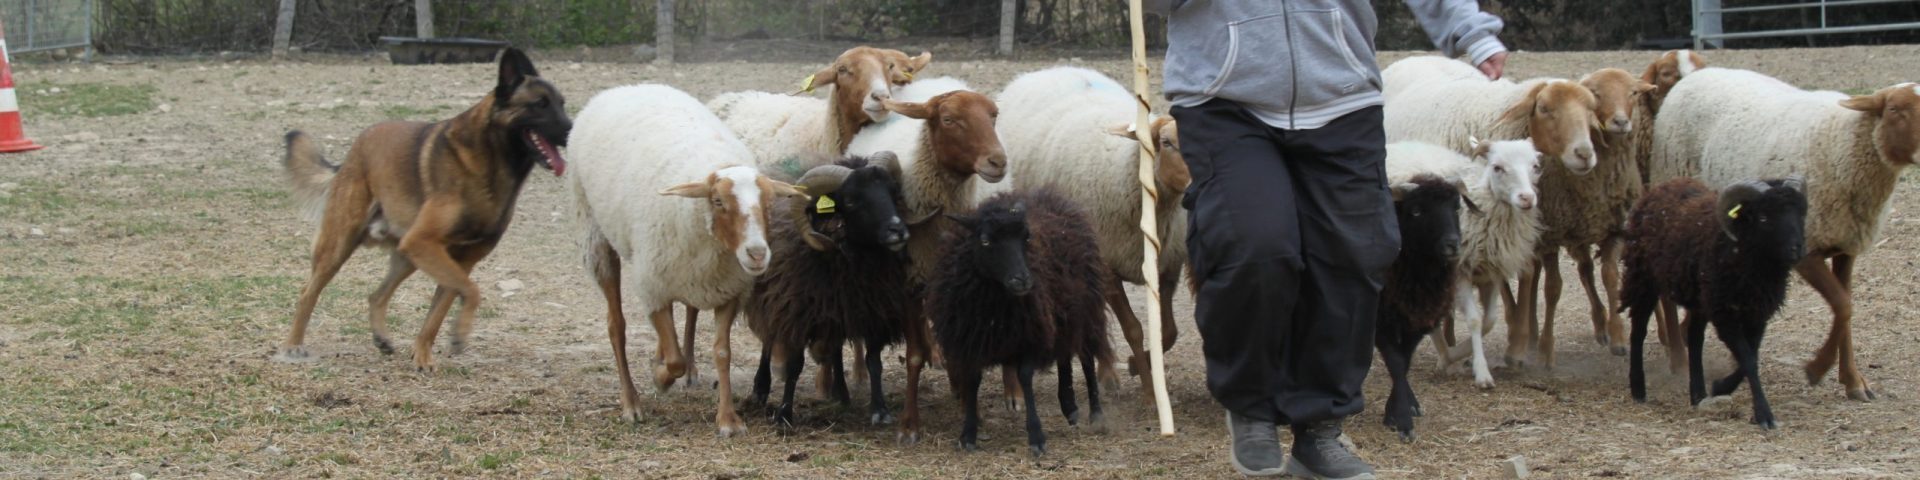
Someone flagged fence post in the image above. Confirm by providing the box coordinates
[998,0,1016,56]
[415,0,435,39]
[273,0,297,58]
[1695,0,1723,49]
[656,0,674,64]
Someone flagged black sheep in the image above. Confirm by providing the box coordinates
[1622,177,1807,429]
[925,188,1111,457]
[746,152,936,433]
[1375,174,1474,442]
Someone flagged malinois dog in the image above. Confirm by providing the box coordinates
[276,48,571,371]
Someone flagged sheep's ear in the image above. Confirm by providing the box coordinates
[882,99,935,119]
[1450,177,1484,214]
[766,179,807,200]
[659,181,713,198]
[1840,93,1885,114]
[869,151,904,182]
[1635,81,1657,93]
[945,213,976,231]
[1782,174,1807,193]
[1469,136,1492,160]
[797,64,838,95]
[1495,83,1548,128]
[906,206,942,226]
[1104,122,1139,140]
[1389,182,1418,201]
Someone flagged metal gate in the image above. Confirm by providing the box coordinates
[0,0,92,57]
[1694,0,1920,49]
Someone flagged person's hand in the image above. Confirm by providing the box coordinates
[1477,51,1508,80]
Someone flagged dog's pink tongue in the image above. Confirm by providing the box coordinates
[530,132,567,176]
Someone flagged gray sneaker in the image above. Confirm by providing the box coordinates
[1285,419,1375,480]
[1226,411,1286,477]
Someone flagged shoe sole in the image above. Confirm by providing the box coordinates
[1284,456,1376,480]
[1227,412,1286,477]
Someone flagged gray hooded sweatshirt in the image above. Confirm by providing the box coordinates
[1145,0,1506,129]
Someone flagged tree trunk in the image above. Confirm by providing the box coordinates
[656,0,675,64]
[414,0,435,39]
[272,0,296,58]
[999,0,1016,55]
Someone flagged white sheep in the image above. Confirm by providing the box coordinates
[1383,56,1599,176]
[708,47,932,179]
[1387,139,1544,389]
[1515,67,1654,369]
[567,84,804,437]
[1651,68,1920,401]
[984,66,1191,396]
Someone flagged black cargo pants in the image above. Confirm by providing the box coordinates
[1172,101,1399,425]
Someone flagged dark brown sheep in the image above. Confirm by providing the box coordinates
[925,187,1111,457]
[1622,177,1807,430]
[1376,174,1473,442]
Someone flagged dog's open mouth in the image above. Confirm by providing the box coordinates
[528,131,567,176]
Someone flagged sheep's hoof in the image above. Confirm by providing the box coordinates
[1848,386,1877,402]
[1064,410,1080,426]
[1753,416,1778,430]
[1473,375,1495,389]
[1087,412,1109,434]
[618,408,643,424]
[1694,395,1733,410]
[1609,344,1629,356]
[272,345,314,363]
[1028,444,1048,458]
[958,440,979,452]
[449,337,468,356]
[1397,430,1416,444]
[680,371,706,390]
[372,336,395,355]
[871,409,896,426]
[897,430,921,446]
[1004,397,1021,412]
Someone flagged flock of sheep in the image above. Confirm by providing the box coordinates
[296,42,1916,457]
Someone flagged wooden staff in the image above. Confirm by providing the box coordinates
[1126,0,1176,436]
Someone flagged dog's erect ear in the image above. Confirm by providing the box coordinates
[496,48,538,99]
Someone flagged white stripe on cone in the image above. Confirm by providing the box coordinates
[0,89,18,113]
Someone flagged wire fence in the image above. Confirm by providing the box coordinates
[0,0,93,54]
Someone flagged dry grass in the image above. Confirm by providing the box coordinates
[3,45,1920,478]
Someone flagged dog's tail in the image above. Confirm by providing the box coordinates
[282,130,339,223]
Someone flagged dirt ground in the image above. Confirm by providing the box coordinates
[2,43,1919,479]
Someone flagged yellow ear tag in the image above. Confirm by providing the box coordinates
[903,70,915,81]
[815,195,836,214]
[1728,204,1742,219]
[799,74,819,94]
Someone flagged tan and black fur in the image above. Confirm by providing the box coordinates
[276,48,572,371]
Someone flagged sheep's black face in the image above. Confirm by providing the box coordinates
[961,208,1034,296]
[1394,181,1465,261]
[1727,181,1810,265]
[835,166,909,251]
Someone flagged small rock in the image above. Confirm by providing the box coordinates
[49,87,64,94]
[29,228,45,237]
[1668,446,1694,455]
[56,228,74,235]
[156,104,173,113]
[0,182,18,190]
[264,445,284,456]
[1507,455,1530,479]
[638,460,663,470]
[357,100,380,108]
[130,473,146,480]
[785,451,810,462]
[498,279,525,292]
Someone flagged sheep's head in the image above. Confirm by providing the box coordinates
[948,200,1033,296]
[1839,83,1920,167]
[1498,80,1598,175]
[660,166,805,276]
[1581,68,1654,135]
[1716,178,1809,265]
[811,46,902,123]
[792,152,914,253]
[1470,136,1543,211]
[1390,174,1467,261]
[880,49,934,87]
[1641,49,1707,113]
[1105,116,1191,195]
[883,91,1009,183]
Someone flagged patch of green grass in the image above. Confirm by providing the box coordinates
[99,217,180,238]
[317,451,359,466]
[476,451,521,470]
[18,81,158,117]
[0,180,74,223]
[452,433,477,445]
[381,104,452,120]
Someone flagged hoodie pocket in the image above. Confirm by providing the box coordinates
[1206,7,1379,111]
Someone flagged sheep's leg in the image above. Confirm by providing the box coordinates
[750,341,773,407]
[898,328,927,445]
[1081,351,1107,433]
[952,366,984,452]
[1571,245,1623,355]
[1101,275,1150,379]
[774,341,805,428]
[1440,279,1479,370]
[1509,264,1540,369]
[865,336,893,425]
[710,300,746,438]
[591,240,642,423]
[1627,297,1652,403]
[1379,329,1417,442]
[1541,251,1571,367]
[1686,310,1710,407]
[1402,331,1426,417]
[1469,283,1496,389]
[826,339,853,406]
[1742,321,1777,429]
[1002,366,1023,413]
[1158,266,1183,350]
[1796,255,1875,401]
[1018,362,1046,457]
[1057,356,1080,426]
[1599,239,1630,356]
[680,306,701,389]
[849,342,869,393]
[1660,299,1686,374]
[648,307,688,390]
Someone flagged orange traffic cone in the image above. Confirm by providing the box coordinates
[0,16,43,153]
